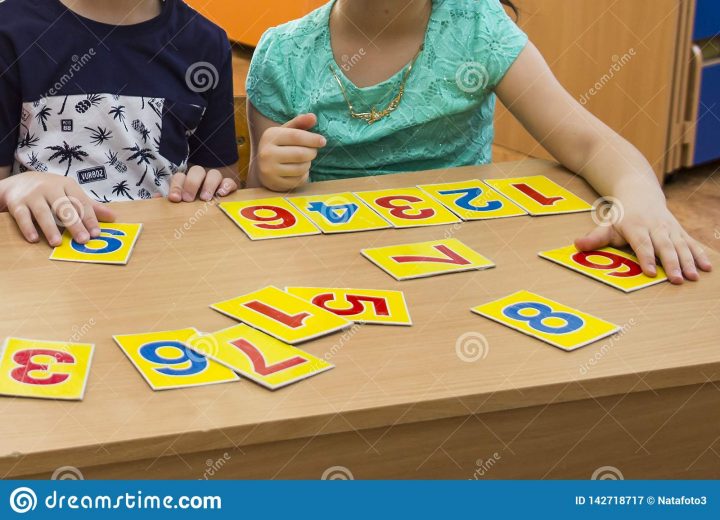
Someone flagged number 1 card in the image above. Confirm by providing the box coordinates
[219,198,320,240]
[362,238,495,280]
[355,188,461,228]
[539,245,668,292]
[0,337,94,400]
[113,328,240,391]
[419,180,527,220]
[49,223,142,265]
[471,290,620,351]
[484,176,592,215]
[288,192,391,233]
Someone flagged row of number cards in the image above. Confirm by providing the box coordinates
[218,176,593,240]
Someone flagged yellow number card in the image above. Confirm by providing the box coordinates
[472,290,620,351]
[355,188,461,228]
[362,238,495,280]
[211,286,351,344]
[539,245,668,293]
[419,180,527,220]
[484,176,592,215]
[288,192,391,233]
[286,287,412,326]
[0,338,94,400]
[219,198,320,240]
[49,223,142,265]
[113,328,240,391]
[187,324,333,390]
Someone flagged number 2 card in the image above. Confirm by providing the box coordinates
[219,198,320,240]
[484,176,592,216]
[362,238,495,280]
[355,188,461,228]
[113,328,240,391]
[472,290,620,351]
[0,337,94,400]
[419,180,527,220]
[49,223,142,265]
[539,245,668,292]
[288,192,391,233]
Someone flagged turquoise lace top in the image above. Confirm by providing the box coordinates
[247,0,528,182]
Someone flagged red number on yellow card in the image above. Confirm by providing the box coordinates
[240,206,297,230]
[572,251,643,278]
[230,339,307,376]
[511,183,563,206]
[10,349,75,385]
[391,245,472,265]
[375,196,435,220]
[244,301,311,329]
[312,293,390,317]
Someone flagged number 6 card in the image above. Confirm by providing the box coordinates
[219,198,320,240]
[472,290,620,351]
[49,223,142,265]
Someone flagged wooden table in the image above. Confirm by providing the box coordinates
[1,160,719,480]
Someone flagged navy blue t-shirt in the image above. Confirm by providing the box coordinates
[0,0,238,201]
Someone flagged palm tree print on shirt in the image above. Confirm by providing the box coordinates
[124,143,157,186]
[46,141,89,176]
[109,105,128,131]
[111,180,134,200]
[85,126,113,146]
[35,106,52,132]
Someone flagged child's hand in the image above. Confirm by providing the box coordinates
[257,113,326,192]
[0,172,115,247]
[575,205,712,284]
[168,165,238,203]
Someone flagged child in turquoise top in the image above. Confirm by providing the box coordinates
[246,0,712,284]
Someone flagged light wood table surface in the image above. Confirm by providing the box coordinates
[1,160,719,480]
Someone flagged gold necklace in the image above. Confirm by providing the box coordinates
[330,46,424,125]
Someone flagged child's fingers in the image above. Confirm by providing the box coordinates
[276,162,312,179]
[574,225,612,252]
[282,113,318,131]
[274,129,327,148]
[91,201,116,223]
[29,200,62,247]
[672,234,699,281]
[199,169,222,201]
[50,193,90,244]
[625,230,656,278]
[182,166,207,202]
[66,183,102,237]
[168,172,186,203]
[216,178,238,197]
[275,146,318,164]
[650,229,682,284]
[9,204,39,243]
[684,234,712,272]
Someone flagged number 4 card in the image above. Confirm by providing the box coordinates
[484,176,592,216]
[419,180,527,220]
[187,324,333,390]
[49,223,142,265]
[286,287,412,326]
[539,245,668,293]
[219,198,320,240]
[0,338,94,400]
[362,238,495,280]
[113,328,240,391]
[472,290,620,351]
[288,192,391,233]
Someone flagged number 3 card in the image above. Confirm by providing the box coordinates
[419,180,527,220]
[472,290,620,351]
[355,188,461,228]
[49,223,142,265]
[219,198,320,240]
[0,338,94,400]
[286,287,412,326]
[211,286,351,344]
[484,176,592,215]
[362,238,495,280]
[113,328,240,391]
[187,324,334,390]
[288,192,391,233]
[539,245,668,292]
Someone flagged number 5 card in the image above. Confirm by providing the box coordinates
[362,238,495,280]
[484,176,592,215]
[187,324,334,390]
[113,328,240,391]
[472,290,620,351]
[49,223,142,265]
[288,192,391,233]
[0,338,94,400]
[355,188,461,228]
[539,245,668,292]
[219,198,320,240]
[419,180,527,220]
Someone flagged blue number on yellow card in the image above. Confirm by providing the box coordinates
[503,302,583,334]
[139,341,208,376]
[307,201,359,224]
[71,228,125,254]
[438,188,502,212]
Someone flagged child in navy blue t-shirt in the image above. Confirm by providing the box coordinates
[0,0,239,246]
